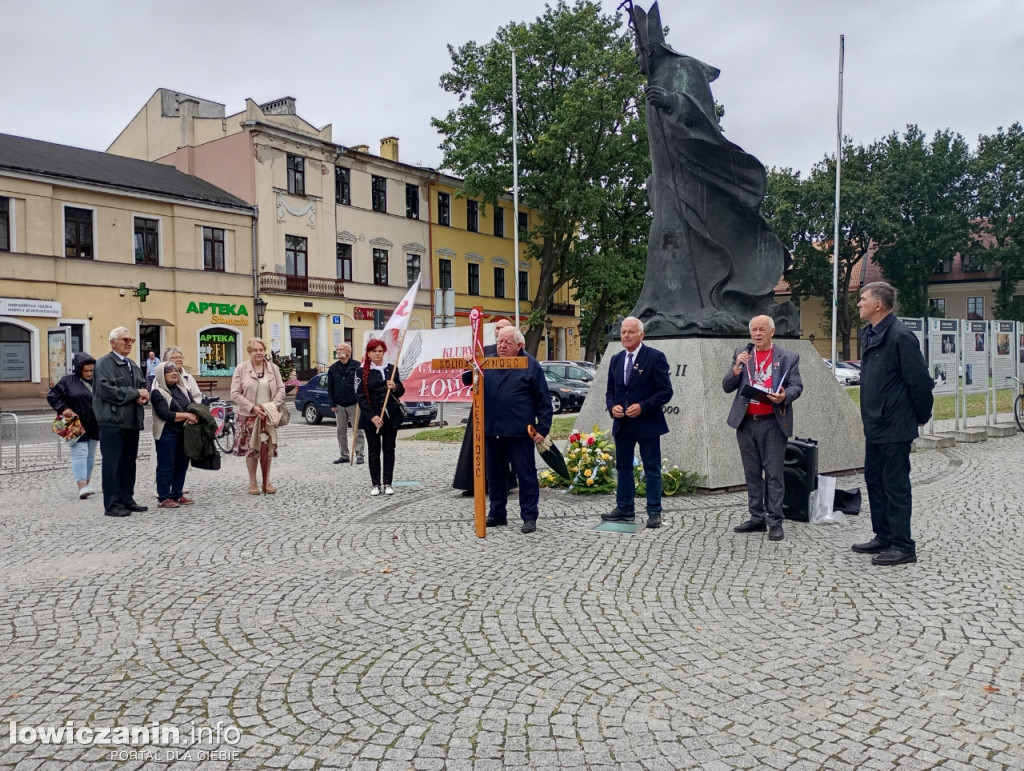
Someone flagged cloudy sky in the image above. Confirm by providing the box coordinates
[2,0,1021,175]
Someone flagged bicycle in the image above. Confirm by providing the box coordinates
[208,400,236,454]
[1010,376,1024,433]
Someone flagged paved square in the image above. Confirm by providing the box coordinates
[1,422,1022,768]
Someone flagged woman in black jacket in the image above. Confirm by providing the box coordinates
[357,339,405,496]
[150,361,199,508]
[47,352,99,499]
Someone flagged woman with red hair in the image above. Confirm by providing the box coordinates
[357,339,406,496]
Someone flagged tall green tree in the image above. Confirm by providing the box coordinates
[870,126,973,316]
[973,123,1024,321]
[432,1,645,355]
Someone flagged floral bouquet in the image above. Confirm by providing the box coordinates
[51,414,86,445]
[635,458,704,496]
[538,426,616,494]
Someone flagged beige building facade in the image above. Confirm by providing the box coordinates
[0,133,255,398]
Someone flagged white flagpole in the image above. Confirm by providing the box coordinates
[512,50,521,330]
[831,35,844,372]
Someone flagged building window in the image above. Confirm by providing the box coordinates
[0,323,32,382]
[518,211,529,237]
[929,298,945,318]
[286,235,307,275]
[287,155,305,196]
[962,253,985,273]
[494,267,505,298]
[335,166,351,205]
[203,227,225,271]
[467,200,479,232]
[967,297,984,320]
[133,217,160,265]
[406,184,419,219]
[468,264,480,295]
[0,197,9,251]
[519,270,529,300]
[373,249,389,285]
[406,254,420,286]
[439,258,452,290]
[372,176,387,213]
[933,258,950,274]
[493,206,504,238]
[64,206,93,259]
[199,327,239,377]
[438,192,450,226]
[337,243,352,281]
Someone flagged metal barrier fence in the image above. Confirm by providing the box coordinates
[0,413,67,473]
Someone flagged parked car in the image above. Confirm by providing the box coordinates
[823,359,860,386]
[540,360,596,387]
[842,360,861,371]
[544,370,588,414]
[294,373,437,427]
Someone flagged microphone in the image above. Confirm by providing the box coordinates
[745,343,755,354]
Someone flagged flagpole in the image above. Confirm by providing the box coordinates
[831,34,844,372]
[512,49,521,330]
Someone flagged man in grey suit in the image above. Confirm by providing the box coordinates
[723,315,803,541]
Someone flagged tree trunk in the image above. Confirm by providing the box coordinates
[523,234,567,358]
[583,287,613,362]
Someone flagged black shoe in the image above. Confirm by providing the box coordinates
[871,548,917,566]
[356,457,365,465]
[768,524,784,541]
[602,508,635,522]
[734,519,767,533]
[485,516,507,527]
[334,457,349,464]
[851,537,889,554]
[521,520,537,534]
[125,503,148,513]
[104,508,131,517]
[646,513,662,529]
[460,489,474,497]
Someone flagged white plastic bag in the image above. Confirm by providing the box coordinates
[809,474,843,524]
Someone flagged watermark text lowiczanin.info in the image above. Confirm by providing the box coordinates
[8,720,242,750]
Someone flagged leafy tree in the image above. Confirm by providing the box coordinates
[432,1,645,355]
[973,123,1024,321]
[870,126,973,317]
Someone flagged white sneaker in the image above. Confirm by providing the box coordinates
[79,486,94,499]
[370,486,381,497]
[383,485,395,496]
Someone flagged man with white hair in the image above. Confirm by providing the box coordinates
[93,326,150,517]
[603,316,674,528]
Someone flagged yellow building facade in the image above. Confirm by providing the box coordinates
[0,132,256,398]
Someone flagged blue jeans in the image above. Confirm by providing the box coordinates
[70,438,98,483]
[614,425,662,514]
[155,429,189,502]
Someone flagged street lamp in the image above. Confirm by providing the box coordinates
[255,297,268,336]
[544,317,553,360]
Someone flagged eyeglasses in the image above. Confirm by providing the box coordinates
[118,338,135,343]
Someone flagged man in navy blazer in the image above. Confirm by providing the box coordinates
[723,315,802,541]
[603,316,674,528]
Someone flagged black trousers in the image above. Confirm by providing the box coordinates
[99,425,140,513]
[365,421,398,486]
[864,441,915,552]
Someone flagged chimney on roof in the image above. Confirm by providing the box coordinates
[380,137,399,162]
[260,97,297,115]
[352,144,369,154]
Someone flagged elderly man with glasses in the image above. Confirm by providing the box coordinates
[93,327,150,517]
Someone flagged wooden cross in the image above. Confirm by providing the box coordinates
[430,307,527,538]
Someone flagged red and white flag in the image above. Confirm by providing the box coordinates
[379,275,421,368]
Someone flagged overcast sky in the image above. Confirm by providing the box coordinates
[2,0,1021,176]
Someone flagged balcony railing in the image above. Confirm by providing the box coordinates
[547,302,576,316]
[258,272,345,297]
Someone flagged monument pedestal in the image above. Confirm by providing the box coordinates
[572,338,864,491]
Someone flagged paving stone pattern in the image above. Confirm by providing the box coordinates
[1,423,1023,769]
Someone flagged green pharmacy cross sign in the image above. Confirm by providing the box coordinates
[133,282,150,302]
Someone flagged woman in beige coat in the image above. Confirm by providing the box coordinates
[230,338,285,495]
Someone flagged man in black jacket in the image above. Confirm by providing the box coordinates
[853,282,934,566]
[93,326,150,517]
[327,343,364,464]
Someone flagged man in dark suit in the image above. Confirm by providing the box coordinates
[93,326,150,517]
[723,315,803,541]
[603,316,674,528]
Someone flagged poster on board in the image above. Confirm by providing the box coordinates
[928,318,958,395]
[961,320,988,393]
[897,317,926,356]
[991,321,1016,389]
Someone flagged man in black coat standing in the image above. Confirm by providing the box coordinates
[327,343,364,465]
[603,316,674,528]
[93,326,150,517]
[853,282,934,566]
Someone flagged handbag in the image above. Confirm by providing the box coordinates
[51,414,86,444]
[278,402,291,426]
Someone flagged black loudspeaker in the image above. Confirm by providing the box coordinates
[782,437,818,522]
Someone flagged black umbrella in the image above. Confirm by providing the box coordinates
[527,425,571,480]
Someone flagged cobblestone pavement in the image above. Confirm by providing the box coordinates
[1,423,1023,769]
